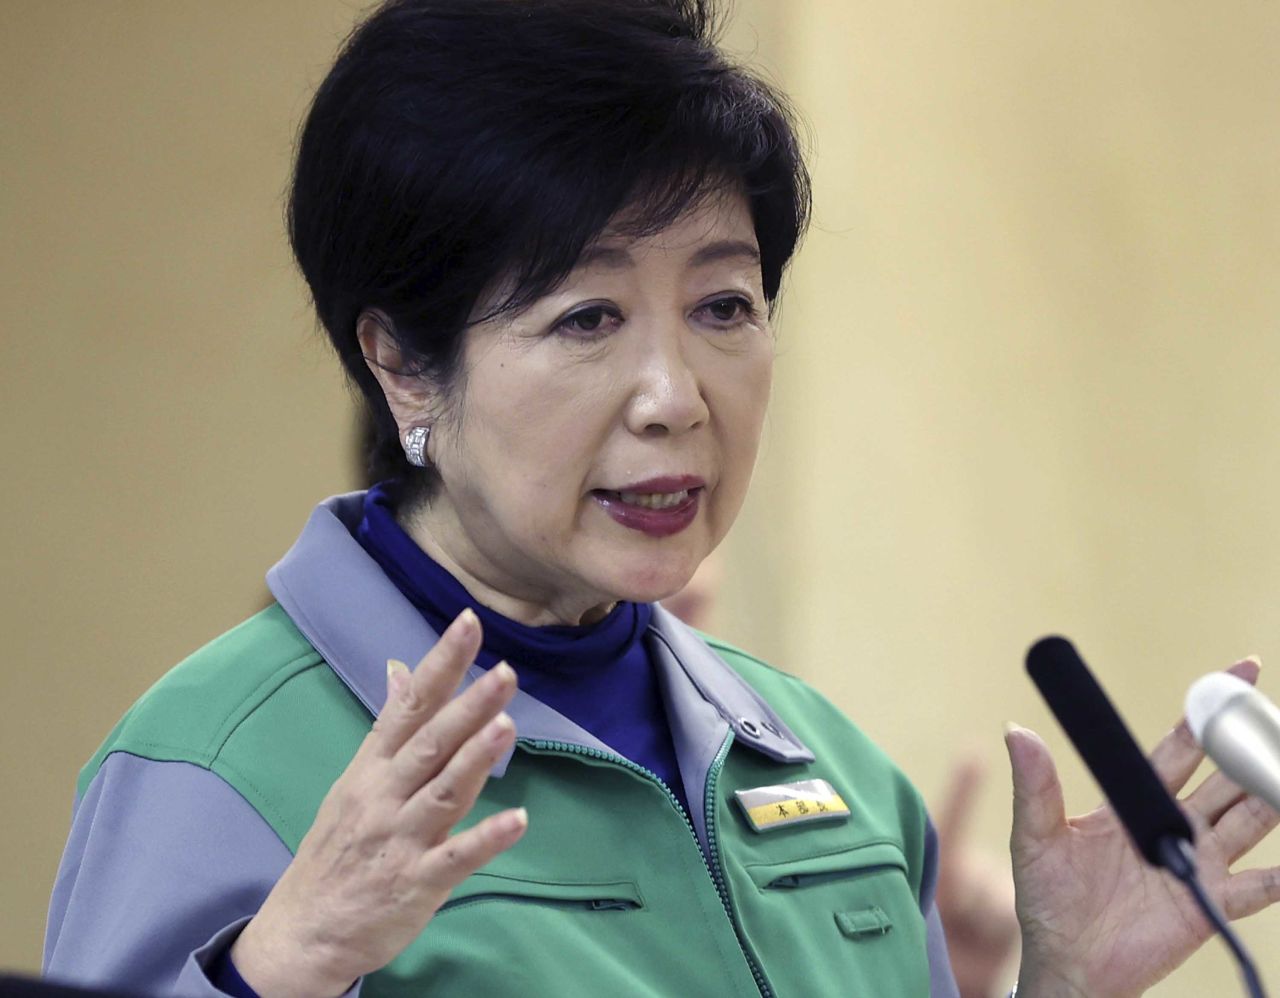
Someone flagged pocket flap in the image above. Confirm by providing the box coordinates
[835,905,894,939]
[746,841,908,890]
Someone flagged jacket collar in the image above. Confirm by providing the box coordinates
[266,492,813,776]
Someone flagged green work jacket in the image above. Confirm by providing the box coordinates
[45,493,958,997]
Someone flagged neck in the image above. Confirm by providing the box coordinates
[398,506,617,628]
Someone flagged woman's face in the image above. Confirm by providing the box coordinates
[412,192,772,625]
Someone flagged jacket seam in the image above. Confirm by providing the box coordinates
[701,636,800,681]
[205,648,328,759]
[213,755,307,851]
[84,750,297,857]
[206,652,341,850]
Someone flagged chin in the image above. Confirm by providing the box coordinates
[602,558,700,606]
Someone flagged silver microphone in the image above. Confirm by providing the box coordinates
[1186,672,1280,813]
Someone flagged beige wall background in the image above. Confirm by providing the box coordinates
[3,2,1279,994]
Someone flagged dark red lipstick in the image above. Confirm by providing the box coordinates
[591,476,704,538]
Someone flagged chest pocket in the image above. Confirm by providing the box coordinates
[371,874,652,998]
[736,841,930,997]
[437,872,645,914]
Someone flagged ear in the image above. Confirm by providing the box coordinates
[356,310,437,435]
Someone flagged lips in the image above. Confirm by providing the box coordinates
[591,477,704,538]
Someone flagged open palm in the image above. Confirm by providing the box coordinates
[1008,659,1280,997]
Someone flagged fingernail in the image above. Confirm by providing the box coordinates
[1003,721,1025,738]
[386,659,410,696]
[492,661,517,685]
[505,807,529,833]
[454,608,478,635]
[489,711,515,740]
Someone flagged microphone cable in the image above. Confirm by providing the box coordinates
[1156,835,1266,998]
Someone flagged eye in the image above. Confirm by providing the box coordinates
[695,295,758,327]
[552,303,623,339]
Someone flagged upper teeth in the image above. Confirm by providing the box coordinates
[619,489,690,509]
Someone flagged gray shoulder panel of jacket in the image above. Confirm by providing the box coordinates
[921,816,961,998]
[44,752,362,997]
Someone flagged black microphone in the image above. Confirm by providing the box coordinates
[1025,635,1192,866]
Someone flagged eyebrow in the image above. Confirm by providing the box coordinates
[575,238,761,271]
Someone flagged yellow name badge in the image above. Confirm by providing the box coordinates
[733,778,850,833]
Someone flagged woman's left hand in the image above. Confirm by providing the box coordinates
[1007,657,1280,998]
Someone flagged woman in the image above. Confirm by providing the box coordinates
[43,1,1280,995]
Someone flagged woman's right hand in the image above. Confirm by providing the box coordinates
[229,608,526,997]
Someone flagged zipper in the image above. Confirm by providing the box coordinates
[703,734,773,998]
[440,893,641,913]
[765,865,899,890]
[523,737,773,998]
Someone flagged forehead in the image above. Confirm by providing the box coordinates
[577,191,759,272]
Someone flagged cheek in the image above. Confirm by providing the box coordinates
[743,352,774,431]
[463,362,617,502]
[720,349,773,456]
[707,350,772,521]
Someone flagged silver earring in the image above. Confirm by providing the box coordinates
[403,425,430,467]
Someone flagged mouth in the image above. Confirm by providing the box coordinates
[590,480,705,538]
[599,487,696,510]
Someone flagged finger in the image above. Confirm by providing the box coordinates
[1148,720,1205,797]
[1182,770,1247,826]
[1227,656,1262,686]
[1005,723,1066,855]
[1214,795,1280,866]
[388,661,517,796]
[1149,658,1261,796]
[934,754,986,852]
[371,609,483,756]
[404,709,518,838]
[418,805,529,898]
[1221,865,1280,921]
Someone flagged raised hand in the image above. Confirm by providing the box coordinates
[229,609,527,997]
[934,756,1020,997]
[1008,658,1280,998]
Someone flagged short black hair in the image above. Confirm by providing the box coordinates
[289,0,811,487]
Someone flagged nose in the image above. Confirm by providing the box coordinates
[624,324,710,437]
